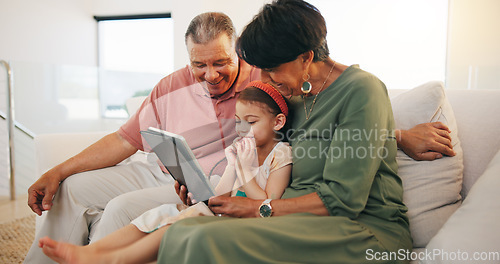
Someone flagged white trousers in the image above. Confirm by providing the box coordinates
[24,161,181,264]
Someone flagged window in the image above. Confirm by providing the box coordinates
[308,0,448,90]
[95,14,174,118]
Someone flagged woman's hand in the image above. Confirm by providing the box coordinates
[174,181,194,206]
[208,196,261,218]
[396,122,456,161]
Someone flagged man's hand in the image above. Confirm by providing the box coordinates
[397,122,456,161]
[27,171,61,216]
[208,196,260,218]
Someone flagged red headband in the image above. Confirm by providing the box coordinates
[246,80,288,117]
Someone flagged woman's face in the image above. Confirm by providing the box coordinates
[235,101,278,148]
[259,58,305,97]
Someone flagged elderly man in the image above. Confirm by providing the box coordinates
[25,12,259,264]
[25,11,454,264]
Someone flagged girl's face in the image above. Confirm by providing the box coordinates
[235,101,279,148]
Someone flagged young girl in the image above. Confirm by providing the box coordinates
[38,80,292,264]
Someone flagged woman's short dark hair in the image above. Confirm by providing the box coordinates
[236,0,329,69]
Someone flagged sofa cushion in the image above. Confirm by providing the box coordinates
[423,148,500,264]
[390,81,464,248]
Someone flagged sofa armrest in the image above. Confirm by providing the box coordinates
[34,132,110,235]
[33,131,154,234]
[423,149,500,263]
[34,131,154,176]
[34,132,110,176]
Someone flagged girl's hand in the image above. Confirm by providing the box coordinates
[208,196,261,218]
[224,144,237,167]
[174,181,194,206]
[235,137,258,171]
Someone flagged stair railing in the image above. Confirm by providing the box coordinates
[1,60,16,200]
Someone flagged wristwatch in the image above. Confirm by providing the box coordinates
[259,199,273,217]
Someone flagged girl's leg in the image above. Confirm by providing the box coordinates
[40,224,146,253]
[40,225,170,264]
[39,224,147,264]
[110,225,169,264]
[89,224,147,251]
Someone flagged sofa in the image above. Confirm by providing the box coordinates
[33,82,500,263]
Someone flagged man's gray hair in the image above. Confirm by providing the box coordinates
[185,12,236,44]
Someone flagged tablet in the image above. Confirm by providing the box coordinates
[140,127,216,203]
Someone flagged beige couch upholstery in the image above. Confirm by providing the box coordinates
[389,84,500,263]
[34,86,500,263]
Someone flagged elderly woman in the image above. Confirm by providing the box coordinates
[158,0,411,263]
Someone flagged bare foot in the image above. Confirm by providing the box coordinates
[39,237,111,264]
[39,237,78,264]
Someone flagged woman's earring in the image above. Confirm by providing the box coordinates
[301,81,312,94]
[301,73,312,94]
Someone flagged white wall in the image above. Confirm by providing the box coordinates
[0,0,96,66]
[0,0,177,66]
[0,0,267,69]
[1,0,499,135]
[2,0,499,87]
[446,0,500,90]
[171,0,268,69]
[0,0,269,136]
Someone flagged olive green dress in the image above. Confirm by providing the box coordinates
[157,65,412,264]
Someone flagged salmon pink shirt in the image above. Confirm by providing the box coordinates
[118,62,260,176]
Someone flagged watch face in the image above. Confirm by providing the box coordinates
[259,204,272,217]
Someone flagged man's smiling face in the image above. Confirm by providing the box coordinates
[187,34,239,96]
